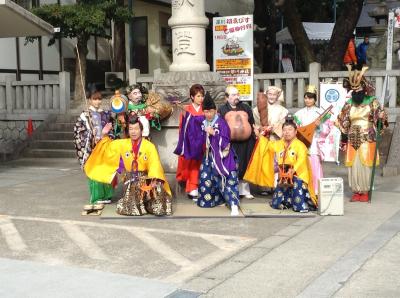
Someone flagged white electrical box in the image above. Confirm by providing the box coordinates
[318,177,344,216]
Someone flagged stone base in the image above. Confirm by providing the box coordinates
[383,116,400,177]
[382,166,398,177]
[152,71,227,105]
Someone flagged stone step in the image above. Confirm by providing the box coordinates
[24,148,76,158]
[47,122,75,131]
[36,131,74,140]
[30,140,75,150]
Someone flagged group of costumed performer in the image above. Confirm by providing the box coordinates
[84,116,172,216]
[294,85,334,193]
[74,83,173,216]
[174,84,205,200]
[174,91,240,216]
[112,84,172,139]
[336,65,388,202]
[73,86,115,205]
[218,85,256,199]
[244,114,317,212]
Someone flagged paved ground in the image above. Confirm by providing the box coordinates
[0,158,399,297]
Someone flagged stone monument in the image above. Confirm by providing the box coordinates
[367,1,400,70]
[152,0,226,104]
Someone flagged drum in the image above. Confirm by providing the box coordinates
[224,110,252,141]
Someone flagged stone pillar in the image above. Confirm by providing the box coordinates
[168,0,210,72]
[383,116,400,176]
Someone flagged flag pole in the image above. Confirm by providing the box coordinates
[368,75,388,203]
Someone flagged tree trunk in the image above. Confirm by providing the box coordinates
[254,0,277,73]
[264,1,277,72]
[276,0,316,67]
[323,0,364,70]
[113,0,126,75]
[74,36,89,101]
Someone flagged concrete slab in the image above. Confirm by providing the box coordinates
[334,233,400,297]
[197,192,400,298]
[298,209,400,297]
[0,258,177,298]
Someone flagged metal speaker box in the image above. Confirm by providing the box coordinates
[318,177,344,216]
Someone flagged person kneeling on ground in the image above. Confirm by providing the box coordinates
[84,116,172,216]
[196,93,240,216]
[244,115,317,212]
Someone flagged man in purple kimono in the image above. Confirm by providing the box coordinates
[197,93,240,216]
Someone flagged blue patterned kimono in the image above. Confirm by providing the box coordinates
[197,115,240,208]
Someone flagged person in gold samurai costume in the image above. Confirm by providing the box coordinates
[336,65,388,202]
[244,115,317,212]
[84,116,172,216]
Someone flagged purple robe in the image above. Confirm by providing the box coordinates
[203,116,237,177]
[174,113,204,160]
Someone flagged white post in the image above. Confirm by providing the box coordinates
[309,62,321,94]
[386,11,394,71]
[5,76,14,114]
[128,68,140,86]
[59,71,70,114]
[168,0,209,71]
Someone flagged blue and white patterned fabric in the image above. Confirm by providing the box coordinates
[197,155,240,208]
[271,176,315,212]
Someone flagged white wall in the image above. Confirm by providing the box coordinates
[134,1,172,74]
[61,38,76,59]
[20,74,38,80]
[42,36,60,71]
[0,73,16,81]
[87,37,110,61]
[19,38,39,70]
[0,38,17,69]
[43,74,59,80]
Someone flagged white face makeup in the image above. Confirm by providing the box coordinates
[266,90,279,104]
[128,89,142,103]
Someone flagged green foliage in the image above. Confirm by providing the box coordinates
[31,0,133,45]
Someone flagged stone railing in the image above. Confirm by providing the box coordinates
[128,68,157,91]
[253,63,400,109]
[129,63,400,122]
[0,72,70,121]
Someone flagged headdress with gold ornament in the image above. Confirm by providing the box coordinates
[344,64,369,90]
[304,84,318,102]
[305,84,317,95]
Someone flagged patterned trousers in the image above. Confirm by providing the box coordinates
[197,156,240,208]
[271,176,315,212]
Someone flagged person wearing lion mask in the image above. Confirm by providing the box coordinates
[218,85,256,200]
